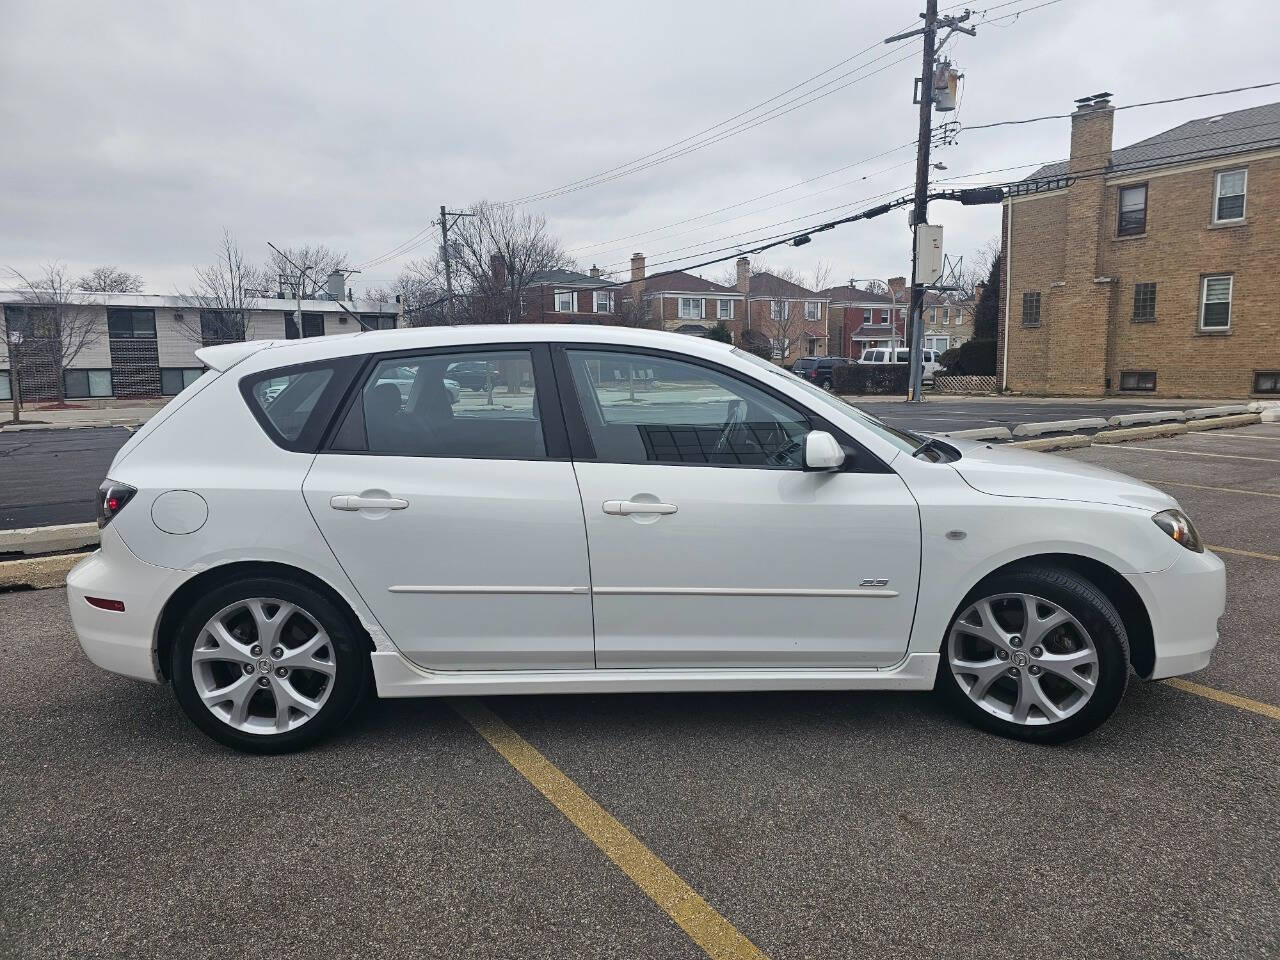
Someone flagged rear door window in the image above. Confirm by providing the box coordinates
[332,348,548,459]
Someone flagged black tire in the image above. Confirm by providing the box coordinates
[820,378,833,391]
[170,576,369,753]
[937,565,1130,744]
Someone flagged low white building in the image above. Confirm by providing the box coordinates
[0,291,400,403]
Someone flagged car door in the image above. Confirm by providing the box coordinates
[303,344,594,671]
[557,346,921,670]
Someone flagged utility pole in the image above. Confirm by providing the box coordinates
[886,3,974,402]
[437,205,476,325]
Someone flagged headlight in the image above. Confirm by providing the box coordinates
[1152,509,1203,553]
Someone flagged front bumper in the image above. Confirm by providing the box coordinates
[66,525,193,683]
[1126,545,1227,679]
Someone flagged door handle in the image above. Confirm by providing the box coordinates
[602,500,678,516]
[330,495,409,511]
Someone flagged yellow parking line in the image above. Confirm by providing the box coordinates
[1093,446,1280,463]
[1208,544,1280,562]
[1164,678,1280,721]
[1138,480,1280,500]
[453,699,769,960]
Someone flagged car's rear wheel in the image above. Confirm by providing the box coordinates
[937,566,1129,744]
[170,577,368,753]
[820,378,833,391]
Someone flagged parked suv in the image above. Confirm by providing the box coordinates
[791,356,851,390]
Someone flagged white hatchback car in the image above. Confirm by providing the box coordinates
[68,325,1224,752]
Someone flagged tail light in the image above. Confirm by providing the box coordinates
[97,480,137,528]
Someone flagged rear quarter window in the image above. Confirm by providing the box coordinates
[241,358,360,452]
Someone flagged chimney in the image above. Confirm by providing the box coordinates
[974,282,985,303]
[326,270,345,301]
[630,253,646,297]
[589,265,600,278]
[887,277,907,299]
[1069,93,1114,175]
[735,257,750,295]
[490,253,507,289]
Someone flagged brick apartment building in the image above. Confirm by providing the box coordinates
[0,291,399,403]
[998,97,1280,398]
[922,288,976,355]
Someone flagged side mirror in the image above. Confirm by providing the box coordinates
[803,430,845,471]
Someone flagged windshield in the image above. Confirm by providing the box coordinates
[732,348,927,455]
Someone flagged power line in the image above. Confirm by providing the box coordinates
[962,81,1280,131]
[565,140,919,255]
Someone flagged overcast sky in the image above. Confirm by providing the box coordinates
[2,0,1277,295]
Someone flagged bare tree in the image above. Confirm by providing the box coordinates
[177,230,255,344]
[754,265,814,365]
[446,201,570,324]
[262,244,350,299]
[863,279,889,296]
[614,291,656,328]
[384,259,450,327]
[4,262,105,409]
[810,259,832,294]
[76,265,144,293]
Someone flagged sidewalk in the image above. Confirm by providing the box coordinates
[2,403,166,432]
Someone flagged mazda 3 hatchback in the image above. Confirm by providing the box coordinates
[67,325,1225,752]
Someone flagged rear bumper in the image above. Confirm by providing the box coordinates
[65,526,192,683]
[1126,546,1227,680]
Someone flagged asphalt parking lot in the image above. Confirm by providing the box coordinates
[1,423,1277,960]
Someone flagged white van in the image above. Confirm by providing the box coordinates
[858,348,940,383]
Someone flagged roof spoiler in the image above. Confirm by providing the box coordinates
[194,340,276,372]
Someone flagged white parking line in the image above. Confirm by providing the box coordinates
[1184,431,1280,443]
[1091,446,1280,464]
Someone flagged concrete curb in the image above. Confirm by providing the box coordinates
[1093,423,1189,444]
[1184,413,1261,431]
[1011,418,1108,438]
[0,420,144,433]
[0,553,83,591]
[1107,410,1186,427]
[1184,404,1254,420]
[1009,435,1094,451]
[939,427,1013,441]
[0,522,100,557]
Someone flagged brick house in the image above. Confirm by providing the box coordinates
[921,287,976,355]
[517,266,620,324]
[998,96,1280,398]
[822,280,906,358]
[741,263,829,362]
[624,254,745,334]
[0,291,399,403]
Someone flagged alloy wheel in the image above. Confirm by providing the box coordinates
[190,598,336,735]
[947,592,1098,725]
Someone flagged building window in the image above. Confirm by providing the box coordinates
[1200,275,1232,331]
[1120,370,1157,391]
[942,307,951,326]
[1021,291,1042,327]
[161,367,204,396]
[106,307,156,339]
[717,299,732,319]
[804,301,820,321]
[593,291,614,313]
[362,314,396,330]
[1117,184,1147,236]
[1132,282,1157,322]
[1254,372,1280,395]
[1214,169,1246,223]
[0,370,11,402]
[63,369,113,398]
[679,297,703,319]
[203,310,246,342]
[554,290,576,313]
[283,312,323,338]
[955,309,963,326]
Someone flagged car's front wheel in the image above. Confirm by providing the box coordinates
[938,565,1129,744]
[170,577,369,753]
